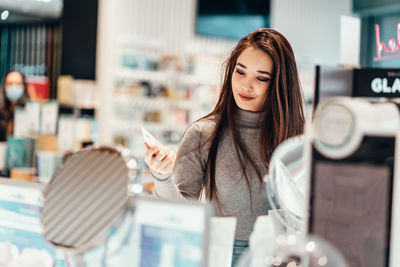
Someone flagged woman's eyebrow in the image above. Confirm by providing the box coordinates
[257,70,272,76]
[236,62,246,69]
[237,62,272,76]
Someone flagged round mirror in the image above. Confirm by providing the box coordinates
[40,146,138,258]
[265,135,307,233]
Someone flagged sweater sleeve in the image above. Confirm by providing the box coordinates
[153,121,209,201]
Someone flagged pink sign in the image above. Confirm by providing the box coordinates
[374,22,400,61]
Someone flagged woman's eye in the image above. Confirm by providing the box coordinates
[258,77,270,82]
[236,69,245,75]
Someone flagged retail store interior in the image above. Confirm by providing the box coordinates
[1,0,400,266]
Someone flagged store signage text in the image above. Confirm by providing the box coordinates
[374,23,400,61]
[353,69,400,98]
[371,78,400,93]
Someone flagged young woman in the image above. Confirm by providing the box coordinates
[1,71,30,136]
[145,28,305,266]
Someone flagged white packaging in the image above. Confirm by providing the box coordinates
[13,107,27,137]
[25,101,40,134]
[40,101,59,135]
[57,116,75,152]
[249,215,276,267]
[75,118,92,142]
[0,142,7,171]
[208,217,237,267]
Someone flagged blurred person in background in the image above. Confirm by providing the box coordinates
[0,71,30,136]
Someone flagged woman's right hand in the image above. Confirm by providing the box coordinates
[144,143,176,176]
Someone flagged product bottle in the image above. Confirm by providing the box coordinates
[248,215,276,267]
[0,242,11,265]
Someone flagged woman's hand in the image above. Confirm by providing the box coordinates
[144,142,176,176]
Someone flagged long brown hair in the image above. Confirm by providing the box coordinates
[201,28,305,209]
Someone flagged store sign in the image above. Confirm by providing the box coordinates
[371,78,400,93]
[374,23,400,61]
[353,69,400,97]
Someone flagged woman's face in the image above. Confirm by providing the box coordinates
[4,72,25,102]
[231,46,273,112]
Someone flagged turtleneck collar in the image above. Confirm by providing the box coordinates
[235,107,265,128]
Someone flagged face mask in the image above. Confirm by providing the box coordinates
[5,85,24,102]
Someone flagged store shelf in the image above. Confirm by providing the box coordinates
[115,68,171,83]
[179,73,220,87]
[112,95,198,110]
[112,122,187,136]
[115,68,220,87]
[59,103,97,110]
[111,48,219,172]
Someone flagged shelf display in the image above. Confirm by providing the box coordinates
[83,196,217,267]
[0,179,66,266]
[4,79,98,181]
[110,39,224,187]
[309,97,400,267]
[131,197,213,267]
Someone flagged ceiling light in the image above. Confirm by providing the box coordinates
[1,10,9,20]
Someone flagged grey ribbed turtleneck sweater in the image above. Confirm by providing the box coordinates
[153,108,271,240]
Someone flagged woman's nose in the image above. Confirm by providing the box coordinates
[242,79,254,92]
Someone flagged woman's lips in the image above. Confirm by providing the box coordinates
[239,94,254,101]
